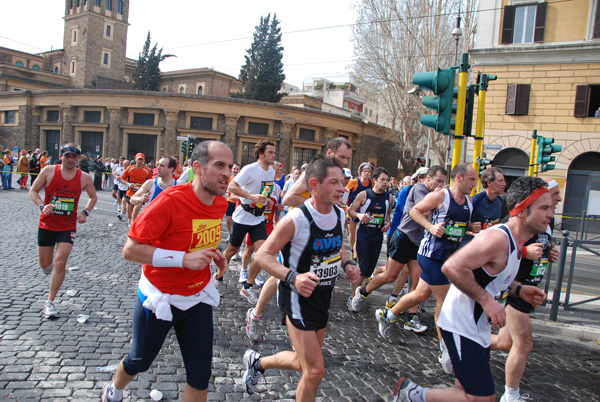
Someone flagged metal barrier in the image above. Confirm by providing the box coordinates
[547,230,600,321]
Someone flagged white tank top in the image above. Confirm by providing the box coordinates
[436,224,521,347]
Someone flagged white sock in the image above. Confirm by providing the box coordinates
[386,309,396,322]
[251,309,261,320]
[388,295,398,303]
[505,385,520,400]
[410,385,427,402]
[108,382,123,401]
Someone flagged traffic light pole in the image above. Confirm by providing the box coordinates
[533,136,541,176]
[528,130,538,177]
[451,53,470,171]
[471,75,490,195]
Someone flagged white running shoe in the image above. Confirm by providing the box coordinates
[239,269,249,283]
[393,377,426,402]
[243,349,262,394]
[403,315,428,333]
[439,340,453,375]
[44,300,58,319]
[245,308,260,342]
[350,286,367,312]
[240,286,259,304]
[255,272,265,287]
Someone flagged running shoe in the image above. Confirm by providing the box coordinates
[439,340,453,375]
[44,300,58,319]
[350,286,367,312]
[240,286,259,304]
[232,252,241,261]
[255,272,265,287]
[239,269,248,283]
[113,199,118,207]
[418,301,429,314]
[403,315,428,333]
[101,383,123,402]
[346,297,353,311]
[42,265,53,276]
[393,377,426,402]
[500,393,537,402]
[243,349,262,394]
[246,308,260,342]
[375,308,392,339]
[117,213,123,221]
[385,297,399,309]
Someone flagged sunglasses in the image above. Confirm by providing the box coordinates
[60,146,81,156]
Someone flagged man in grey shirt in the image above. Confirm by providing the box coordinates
[351,166,447,334]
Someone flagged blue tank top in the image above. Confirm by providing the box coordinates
[357,188,390,242]
[148,178,178,202]
[418,188,472,260]
[347,178,372,206]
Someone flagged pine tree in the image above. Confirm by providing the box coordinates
[132,32,174,91]
[236,14,285,102]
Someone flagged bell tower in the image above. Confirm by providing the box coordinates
[62,0,130,88]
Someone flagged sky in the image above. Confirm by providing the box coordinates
[0,0,359,88]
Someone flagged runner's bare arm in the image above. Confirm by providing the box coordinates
[347,191,368,223]
[77,173,97,223]
[255,217,319,297]
[410,190,446,237]
[282,171,308,207]
[130,179,153,205]
[123,237,220,270]
[228,180,265,205]
[29,168,55,213]
[381,193,393,232]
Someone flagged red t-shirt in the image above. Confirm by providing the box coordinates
[122,165,153,197]
[128,182,228,296]
[39,165,82,232]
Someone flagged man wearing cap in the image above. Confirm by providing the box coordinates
[351,166,445,326]
[490,178,560,402]
[17,150,29,189]
[393,176,549,402]
[29,143,97,319]
[121,153,153,225]
[346,162,373,258]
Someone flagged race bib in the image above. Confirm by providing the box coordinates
[309,252,341,289]
[366,213,385,228]
[495,289,509,306]
[444,222,467,241]
[51,196,75,216]
[482,219,499,231]
[530,258,548,278]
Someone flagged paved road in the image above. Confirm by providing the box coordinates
[0,188,599,401]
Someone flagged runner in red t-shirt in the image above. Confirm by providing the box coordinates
[100,141,233,402]
[29,143,97,319]
[121,153,152,226]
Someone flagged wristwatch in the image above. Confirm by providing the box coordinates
[39,204,44,212]
[83,209,90,216]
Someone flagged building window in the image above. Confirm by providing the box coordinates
[54,66,59,74]
[241,142,257,166]
[133,113,155,126]
[95,0,101,6]
[106,24,111,38]
[248,122,269,136]
[197,85,203,95]
[70,61,77,75]
[574,85,600,117]
[299,128,316,141]
[117,0,123,14]
[77,0,80,6]
[47,110,60,122]
[294,147,316,169]
[506,84,530,115]
[179,87,185,93]
[32,65,40,71]
[70,0,74,8]
[84,111,102,123]
[72,28,78,45]
[501,3,547,44]
[103,53,109,66]
[3,111,17,125]
[106,0,112,10]
[15,61,24,67]
[190,116,213,130]
[161,87,167,92]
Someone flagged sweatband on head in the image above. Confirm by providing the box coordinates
[509,186,549,217]
[152,248,185,268]
[547,180,558,189]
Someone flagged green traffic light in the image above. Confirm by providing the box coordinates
[413,68,455,135]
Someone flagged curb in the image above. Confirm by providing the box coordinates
[531,319,600,343]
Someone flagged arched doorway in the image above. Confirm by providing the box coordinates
[562,152,600,234]
[491,147,529,190]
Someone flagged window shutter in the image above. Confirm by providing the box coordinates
[594,1,600,39]
[516,85,530,115]
[506,84,518,115]
[574,85,589,117]
[534,2,547,43]
[502,6,515,44]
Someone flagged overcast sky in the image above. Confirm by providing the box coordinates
[0,0,358,88]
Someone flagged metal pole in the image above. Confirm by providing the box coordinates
[528,130,537,177]
[451,53,470,172]
[549,230,570,321]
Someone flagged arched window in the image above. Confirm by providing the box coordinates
[179,87,185,94]
[54,67,59,74]
[32,65,40,71]
[162,88,167,92]
[15,61,23,67]
[197,86,203,95]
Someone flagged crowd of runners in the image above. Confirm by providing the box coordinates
[20,138,560,402]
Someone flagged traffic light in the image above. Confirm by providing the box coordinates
[537,136,562,172]
[479,158,491,175]
[413,68,455,135]
[462,85,475,137]
[181,141,188,155]
[188,141,196,154]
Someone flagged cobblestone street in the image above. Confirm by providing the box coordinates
[0,190,599,401]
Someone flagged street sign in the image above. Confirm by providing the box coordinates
[484,144,502,151]
[187,134,197,140]
[176,136,187,141]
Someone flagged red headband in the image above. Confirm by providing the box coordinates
[509,186,549,217]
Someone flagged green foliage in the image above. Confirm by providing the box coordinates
[132,31,175,91]
[236,14,285,103]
